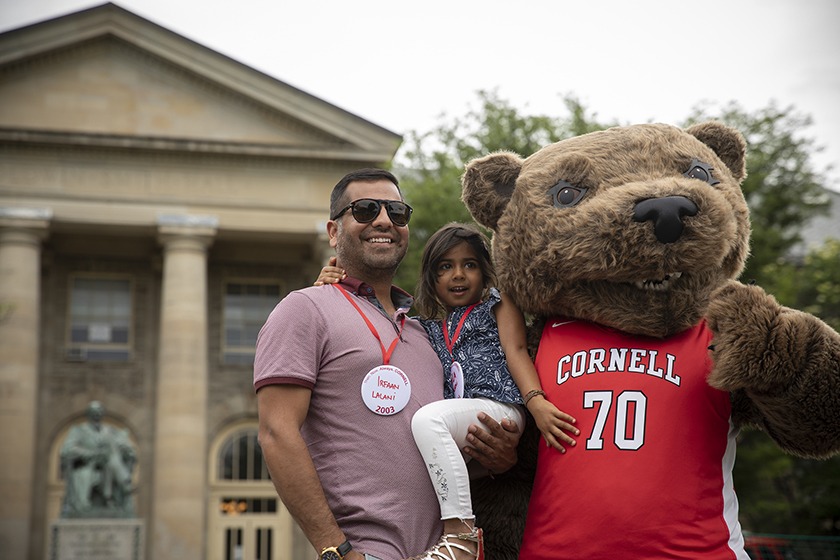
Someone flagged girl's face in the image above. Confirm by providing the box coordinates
[434,241,485,311]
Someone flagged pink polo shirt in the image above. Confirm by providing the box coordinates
[255,281,444,560]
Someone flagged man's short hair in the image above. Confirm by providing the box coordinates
[329,168,402,219]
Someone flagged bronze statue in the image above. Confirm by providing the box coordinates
[60,401,136,518]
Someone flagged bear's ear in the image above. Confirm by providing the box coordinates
[685,121,747,182]
[461,151,523,231]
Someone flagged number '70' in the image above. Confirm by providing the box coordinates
[583,390,647,450]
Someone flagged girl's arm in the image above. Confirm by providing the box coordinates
[314,256,346,286]
[495,292,579,453]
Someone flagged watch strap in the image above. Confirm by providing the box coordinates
[336,540,352,557]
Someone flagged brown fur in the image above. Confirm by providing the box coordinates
[462,122,840,560]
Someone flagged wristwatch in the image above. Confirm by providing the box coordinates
[319,540,352,560]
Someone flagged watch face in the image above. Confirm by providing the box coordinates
[320,551,341,560]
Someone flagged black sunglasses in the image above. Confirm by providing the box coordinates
[331,198,414,227]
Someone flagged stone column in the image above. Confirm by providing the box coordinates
[152,215,217,560]
[0,208,51,560]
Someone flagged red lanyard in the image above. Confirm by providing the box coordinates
[442,303,478,356]
[335,284,406,365]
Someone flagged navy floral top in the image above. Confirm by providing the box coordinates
[420,288,524,404]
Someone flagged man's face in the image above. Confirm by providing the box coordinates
[327,179,409,280]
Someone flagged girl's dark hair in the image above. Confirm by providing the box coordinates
[414,222,496,319]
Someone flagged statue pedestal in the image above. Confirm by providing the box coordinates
[49,519,144,560]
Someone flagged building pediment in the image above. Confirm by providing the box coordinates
[0,3,401,161]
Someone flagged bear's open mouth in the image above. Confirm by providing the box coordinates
[633,272,683,291]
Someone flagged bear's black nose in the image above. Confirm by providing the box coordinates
[633,196,698,244]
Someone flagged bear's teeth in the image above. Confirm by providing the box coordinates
[634,272,682,291]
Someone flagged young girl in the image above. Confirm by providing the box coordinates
[317,223,578,560]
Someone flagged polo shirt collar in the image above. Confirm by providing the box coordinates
[338,276,414,315]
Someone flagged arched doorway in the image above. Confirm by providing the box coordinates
[208,421,296,560]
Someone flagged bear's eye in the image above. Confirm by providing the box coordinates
[684,159,720,186]
[548,180,587,208]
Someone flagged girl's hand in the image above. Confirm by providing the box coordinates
[314,256,346,286]
[527,396,579,453]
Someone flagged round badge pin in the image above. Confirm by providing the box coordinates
[361,364,411,415]
[450,361,465,398]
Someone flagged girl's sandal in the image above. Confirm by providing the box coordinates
[409,527,484,560]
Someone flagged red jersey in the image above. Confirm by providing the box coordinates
[519,318,747,560]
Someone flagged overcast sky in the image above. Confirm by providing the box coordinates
[2,0,839,190]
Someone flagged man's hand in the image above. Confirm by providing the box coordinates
[463,412,520,475]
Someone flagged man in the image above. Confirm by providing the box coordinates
[255,169,519,560]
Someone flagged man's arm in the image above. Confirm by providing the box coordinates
[257,384,362,558]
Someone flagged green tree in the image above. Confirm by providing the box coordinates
[734,429,799,531]
[740,238,840,535]
[792,451,840,534]
[800,239,840,331]
[684,101,831,283]
[394,89,613,291]
[762,237,840,330]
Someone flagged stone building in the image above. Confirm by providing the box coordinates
[0,4,401,559]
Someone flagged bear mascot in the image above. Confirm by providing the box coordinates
[462,122,840,560]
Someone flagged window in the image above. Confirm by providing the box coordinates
[220,497,277,515]
[218,427,270,481]
[223,283,280,365]
[68,277,132,361]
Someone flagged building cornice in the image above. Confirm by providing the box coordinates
[0,128,396,162]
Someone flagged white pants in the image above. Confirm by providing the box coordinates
[411,397,525,521]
